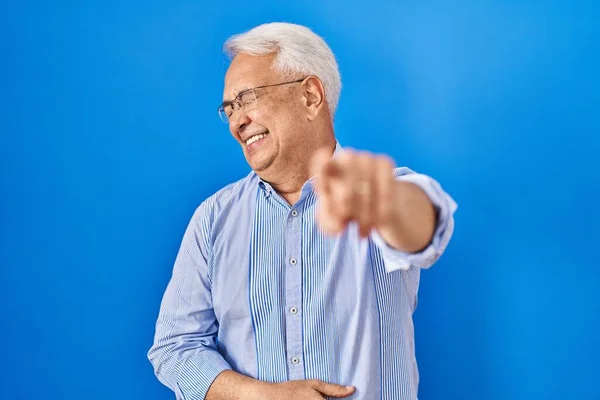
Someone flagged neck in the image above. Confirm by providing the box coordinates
[269,172,309,206]
[261,137,336,206]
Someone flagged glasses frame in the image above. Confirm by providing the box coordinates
[217,77,307,123]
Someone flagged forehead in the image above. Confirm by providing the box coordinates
[223,53,281,100]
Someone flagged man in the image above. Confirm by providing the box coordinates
[149,22,457,400]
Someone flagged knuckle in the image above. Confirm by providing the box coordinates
[378,155,395,170]
[340,150,353,162]
[331,384,345,394]
[361,152,374,165]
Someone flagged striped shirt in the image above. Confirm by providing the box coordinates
[148,144,457,400]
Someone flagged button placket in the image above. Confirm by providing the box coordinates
[284,202,304,378]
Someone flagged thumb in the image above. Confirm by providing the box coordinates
[315,381,356,398]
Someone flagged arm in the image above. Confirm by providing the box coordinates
[310,148,456,272]
[206,371,263,400]
[376,179,437,253]
[148,205,356,400]
[372,168,457,272]
[206,372,355,400]
[148,205,231,399]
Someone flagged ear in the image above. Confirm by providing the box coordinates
[301,76,326,120]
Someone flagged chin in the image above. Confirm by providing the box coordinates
[247,152,277,173]
[249,158,272,173]
[245,147,277,173]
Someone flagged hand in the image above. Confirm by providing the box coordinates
[311,148,396,238]
[206,370,355,400]
[256,379,356,400]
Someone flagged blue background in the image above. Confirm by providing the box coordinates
[1,1,599,399]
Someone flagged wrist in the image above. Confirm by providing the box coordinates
[244,379,273,400]
[377,181,434,252]
[376,183,405,247]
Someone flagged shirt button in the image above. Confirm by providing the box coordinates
[291,209,298,217]
[291,357,300,365]
[290,307,298,315]
[290,258,297,266]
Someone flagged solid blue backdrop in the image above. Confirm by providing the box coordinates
[1,1,599,399]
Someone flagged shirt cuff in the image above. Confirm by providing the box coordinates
[175,350,231,400]
[371,168,457,273]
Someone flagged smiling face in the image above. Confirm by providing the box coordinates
[222,53,332,184]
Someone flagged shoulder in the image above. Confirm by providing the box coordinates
[192,170,258,227]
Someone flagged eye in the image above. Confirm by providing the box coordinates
[239,90,256,105]
[222,104,233,117]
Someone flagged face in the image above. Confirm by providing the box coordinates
[222,53,324,181]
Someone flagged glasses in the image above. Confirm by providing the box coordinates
[217,78,306,123]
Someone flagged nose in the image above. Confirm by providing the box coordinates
[229,109,251,136]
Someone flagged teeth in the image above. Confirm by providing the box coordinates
[246,133,267,145]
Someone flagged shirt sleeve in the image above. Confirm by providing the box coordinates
[148,203,231,400]
[371,167,458,273]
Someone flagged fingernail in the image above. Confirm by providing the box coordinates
[345,386,354,390]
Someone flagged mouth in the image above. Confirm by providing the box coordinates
[244,131,269,147]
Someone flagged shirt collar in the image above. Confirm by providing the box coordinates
[333,140,343,157]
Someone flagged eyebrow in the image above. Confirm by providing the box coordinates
[218,99,230,109]
[219,87,253,109]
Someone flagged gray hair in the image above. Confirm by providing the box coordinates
[224,22,342,117]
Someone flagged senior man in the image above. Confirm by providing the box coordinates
[149,22,457,400]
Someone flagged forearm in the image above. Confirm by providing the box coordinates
[206,370,266,400]
[377,181,436,253]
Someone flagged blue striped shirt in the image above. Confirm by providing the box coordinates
[148,144,457,400]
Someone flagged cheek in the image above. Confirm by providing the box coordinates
[247,108,269,127]
[250,95,304,132]
[248,105,282,131]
